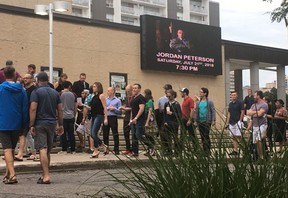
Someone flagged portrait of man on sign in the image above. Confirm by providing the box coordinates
[169,29,191,53]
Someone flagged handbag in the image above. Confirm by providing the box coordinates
[146,110,158,136]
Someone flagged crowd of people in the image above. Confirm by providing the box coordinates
[0,60,287,185]
[225,88,287,161]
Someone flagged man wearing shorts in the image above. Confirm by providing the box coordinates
[30,72,64,184]
[0,66,28,184]
[225,91,244,155]
[246,90,268,160]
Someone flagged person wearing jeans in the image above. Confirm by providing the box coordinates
[82,82,108,158]
[103,87,122,155]
[163,89,182,156]
[194,87,216,154]
[61,118,76,153]
[131,119,146,156]
[90,114,104,149]
[121,85,133,155]
[60,81,77,153]
[129,83,147,157]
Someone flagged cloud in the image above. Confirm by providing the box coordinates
[219,0,288,48]
[215,0,288,87]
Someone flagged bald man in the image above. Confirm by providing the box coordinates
[102,87,122,155]
[121,85,133,155]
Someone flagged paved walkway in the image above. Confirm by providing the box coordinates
[0,151,150,173]
[1,147,284,174]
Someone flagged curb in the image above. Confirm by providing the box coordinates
[14,158,151,174]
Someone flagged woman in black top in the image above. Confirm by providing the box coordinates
[273,99,287,153]
[163,89,182,156]
[54,73,68,93]
[82,82,108,158]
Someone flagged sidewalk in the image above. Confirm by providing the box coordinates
[0,151,150,174]
[1,147,283,174]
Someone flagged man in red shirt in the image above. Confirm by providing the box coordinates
[0,60,21,84]
[180,88,196,149]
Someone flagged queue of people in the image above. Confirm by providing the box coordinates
[226,89,288,161]
[0,59,287,185]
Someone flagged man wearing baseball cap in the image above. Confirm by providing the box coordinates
[180,87,196,149]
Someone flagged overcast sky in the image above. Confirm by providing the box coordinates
[214,0,288,87]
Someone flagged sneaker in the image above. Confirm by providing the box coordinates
[71,151,76,155]
[57,151,67,154]
[143,150,150,156]
[228,151,238,155]
[127,152,139,158]
[23,153,32,158]
[121,150,131,155]
[150,149,156,156]
[276,149,283,154]
[86,149,94,154]
[75,147,83,153]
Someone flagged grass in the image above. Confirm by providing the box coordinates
[89,109,288,198]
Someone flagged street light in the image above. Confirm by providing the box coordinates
[34,1,69,83]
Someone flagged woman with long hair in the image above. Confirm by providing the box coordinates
[273,99,287,153]
[54,73,68,93]
[82,82,108,158]
[144,89,156,156]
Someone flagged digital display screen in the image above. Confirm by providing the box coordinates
[140,15,222,76]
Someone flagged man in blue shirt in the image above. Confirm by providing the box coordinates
[156,84,172,137]
[244,88,254,114]
[102,87,122,155]
[225,91,244,155]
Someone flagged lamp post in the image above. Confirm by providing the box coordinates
[34,1,68,83]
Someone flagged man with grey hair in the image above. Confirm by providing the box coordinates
[30,72,64,184]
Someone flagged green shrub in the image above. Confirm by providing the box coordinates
[91,108,288,198]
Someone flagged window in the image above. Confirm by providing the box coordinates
[177,12,183,20]
[72,8,83,17]
[40,67,63,83]
[190,15,205,23]
[106,0,113,8]
[106,14,113,22]
[143,6,160,15]
[122,16,135,25]
[177,0,183,7]
[121,2,134,8]
[110,73,128,101]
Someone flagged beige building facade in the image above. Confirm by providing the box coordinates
[0,6,226,123]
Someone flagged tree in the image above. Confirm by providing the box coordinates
[263,87,277,101]
[263,0,288,27]
[263,87,288,107]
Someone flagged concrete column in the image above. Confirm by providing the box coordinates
[182,0,190,21]
[234,69,243,100]
[250,62,259,92]
[277,65,286,104]
[225,59,231,107]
